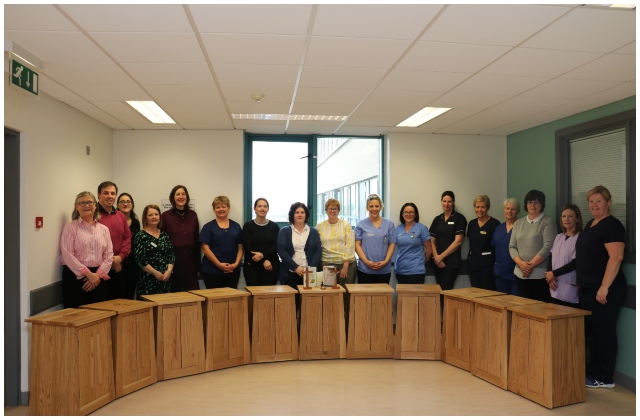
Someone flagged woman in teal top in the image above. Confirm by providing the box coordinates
[394,202,432,284]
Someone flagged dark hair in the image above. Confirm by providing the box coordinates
[254,197,269,208]
[524,189,546,212]
[441,190,455,210]
[399,202,420,224]
[141,204,163,230]
[169,185,190,211]
[117,192,139,222]
[560,204,583,235]
[288,202,309,224]
[98,181,118,195]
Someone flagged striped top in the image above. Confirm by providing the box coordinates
[60,218,113,279]
[315,219,355,264]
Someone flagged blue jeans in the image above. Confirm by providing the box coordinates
[494,275,518,295]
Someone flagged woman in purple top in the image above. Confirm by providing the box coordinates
[544,204,582,309]
[161,185,201,292]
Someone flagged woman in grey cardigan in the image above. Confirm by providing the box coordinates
[508,190,557,302]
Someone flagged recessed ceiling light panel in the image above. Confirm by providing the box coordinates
[126,101,175,124]
[396,107,451,127]
[232,114,347,121]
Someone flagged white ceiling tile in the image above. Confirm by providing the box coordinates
[108,112,163,128]
[305,37,411,69]
[436,117,510,135]
[364,90,441,108]
[483,96,575,119]
[353,104,424,119]
[4,30,111,62]
[580,81,636,105]
[65,84,151,101]
[290,103,354,116]
[60,4,192,32]
[213,64,300,87]
[189,4,312,35]
[334,126,390,136]
[179,122,236,130]
[89,32,205,63]
[522,8,636,53]
[481,48,603,78]
[294,87,369,105]
[451,74,549,96]
[90,100,136,114]
[299,66,387,89]
[201,34,306,65]
[227,102,291,114]
[234,120,287,133]
[559,54,636,82]
[170,113,232,125]
[313,5,443,40]
[422,4,571,46]
[402,108,481,133]
[158,100,227,116]
[428,92,510,110]
[143,84,223,102]
[613,41,636,55]
[379,70,472,92]
[343,116,404,127]
[121,62,214,85]
[5,5,77,31]
[44,62,134,85]
[286,121,342,135]
[521,79,625,99]
[397,42,511,73]
[222,86,295,103]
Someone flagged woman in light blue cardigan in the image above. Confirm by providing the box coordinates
[277,202,321,289]
[508,189,557,302]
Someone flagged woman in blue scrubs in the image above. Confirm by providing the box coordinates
[394,203,432,284]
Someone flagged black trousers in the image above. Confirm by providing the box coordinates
[468,268,496,291]
[62,265,107,308]
[395,274,425,284]
[432,265,459,307]
[579,280,626,383]
[243,260,280,287]
[356,270,391,284]
[550,297,581,309]
[123,259,138,300]
[516,277,551,303]
[202,271,241,289]
[106,268,127,300]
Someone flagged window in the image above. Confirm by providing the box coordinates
[556,110,635,263]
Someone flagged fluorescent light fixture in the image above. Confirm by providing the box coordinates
[126,101,175,124]
[396,107,451,127]
[231,114,347,121]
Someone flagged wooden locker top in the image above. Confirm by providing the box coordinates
[508,302,591,320]
[396,284,442,295]
[471,294,540,310]
[25,308,115,327]
[140,291,204,305]
[344,284,393,294]
[80,298,157,314]
[189,287,250,300]
[441,287,504,299]
[245,285,298,297]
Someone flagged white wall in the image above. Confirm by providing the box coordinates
[5,74,114,392]
[112,130,244,226]
[385,132,507,286]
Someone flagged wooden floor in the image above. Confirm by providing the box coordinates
[5,359,635,416]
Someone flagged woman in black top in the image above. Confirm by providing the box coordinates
[242,198,280,287]
[577,186,626,389]
[429,191,467,294]
[467,195,501,291]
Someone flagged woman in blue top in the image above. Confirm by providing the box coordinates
[394,203,432,284]
[200,196,243,289]
[355,194,396,284]
[491,198,519,295]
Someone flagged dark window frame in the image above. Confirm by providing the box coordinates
[555,109,635,263]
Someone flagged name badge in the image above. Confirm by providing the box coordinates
[367,233,375,236]
[482,252,492,255]
[448,222,454,225]
[151,242,157,248]
[480,231,487,235]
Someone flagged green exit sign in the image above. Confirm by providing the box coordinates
[10,59,39,97]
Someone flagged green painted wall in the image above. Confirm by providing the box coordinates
[507,96,636,382]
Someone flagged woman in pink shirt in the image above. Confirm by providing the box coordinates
[60,191,113,308]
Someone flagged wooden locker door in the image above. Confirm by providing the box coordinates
[474,306,501,377]
[180,304,201,369]
[121,313,138,389]
[136,311,154,383]
[401,296,419,352]
[257,298,275,357]
[322,295,340,352]
[305,296,324,354]
[418,296,437,354]
[274,297,293,354]
[509,314,530,390]
[370,295,388,352]
[212,301,230,363]
[527,319,546,396]
[228,299,244,360]
[353,296,372,352]
[162,307,182,372]
[78,322,112,412]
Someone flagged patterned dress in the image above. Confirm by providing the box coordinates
[133,230,175,298]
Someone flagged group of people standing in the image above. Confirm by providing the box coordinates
[61,183,626,389]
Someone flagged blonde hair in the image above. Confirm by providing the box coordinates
[503,198,520,214]
[473,195,490,209]
[366,194,383,209]
[212,196,230,208]
[586,185,612,202]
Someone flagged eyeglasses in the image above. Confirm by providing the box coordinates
[78,201,95,207]
[327,208,339,212]
[118,200,132,205]
[527,200,541,205]
[403,211,415,215]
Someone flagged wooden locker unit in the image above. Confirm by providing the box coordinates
[297,285,346,360]
[394,284,442,360]
[345,284,394,359]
